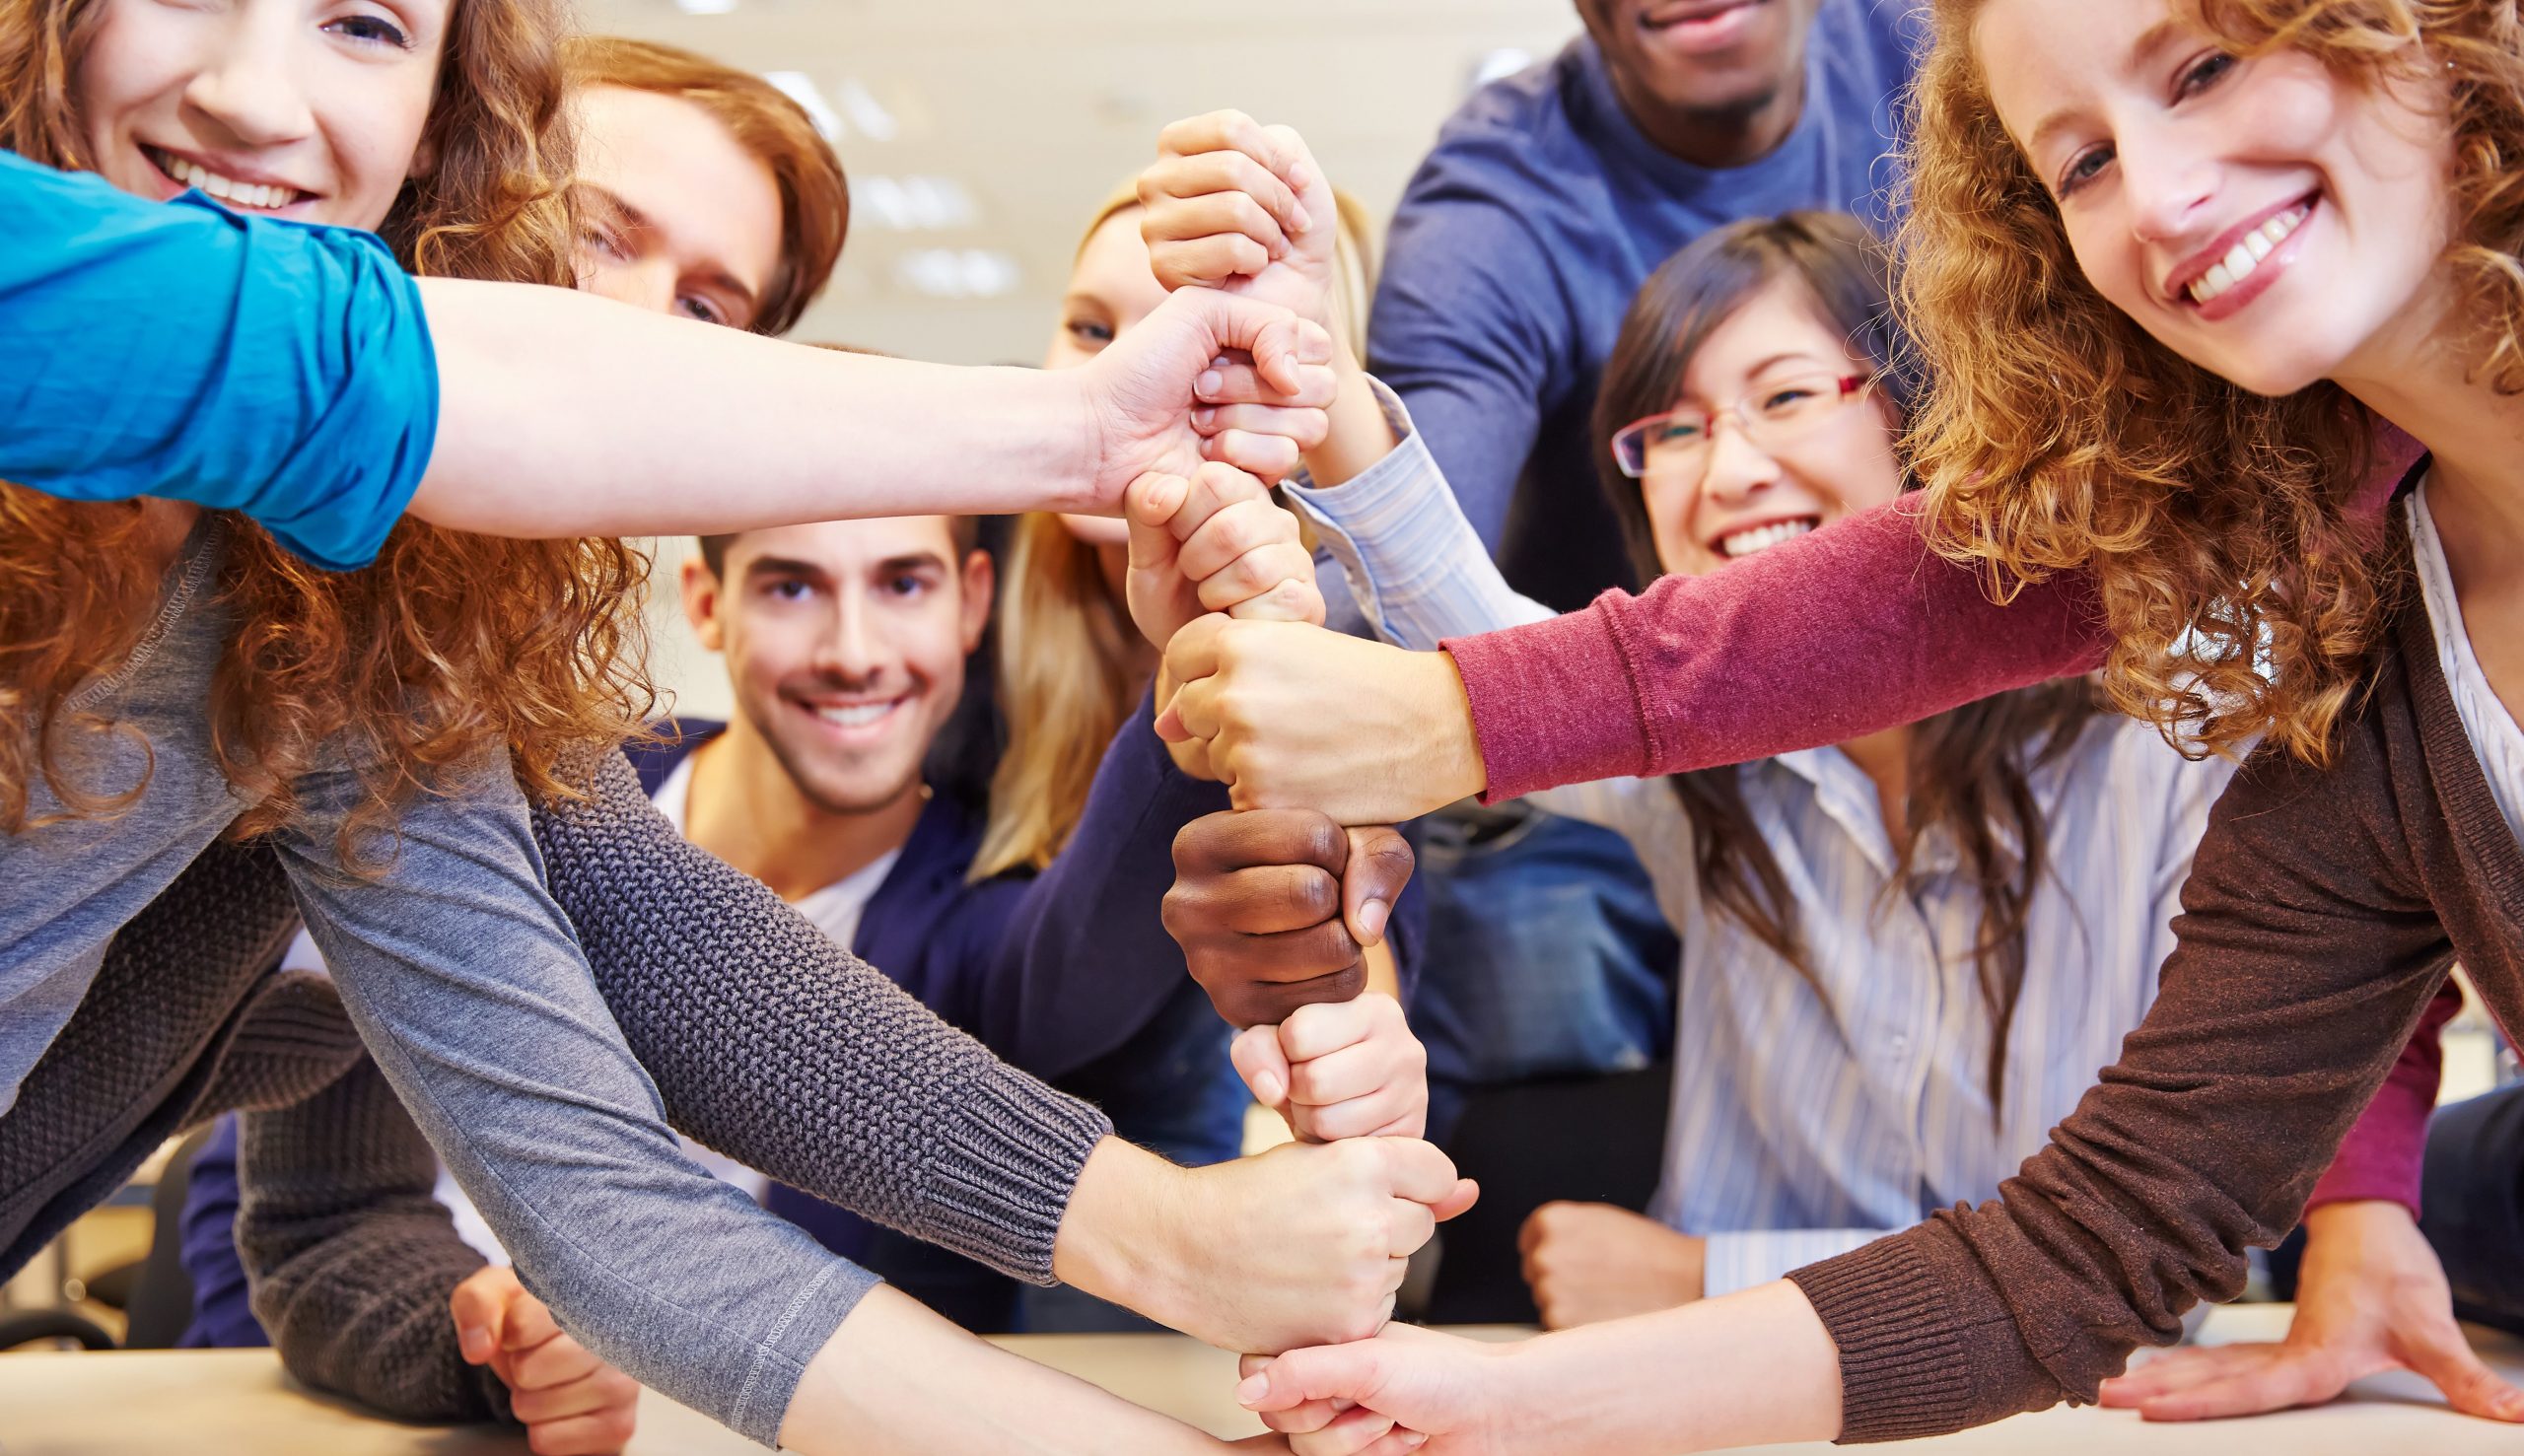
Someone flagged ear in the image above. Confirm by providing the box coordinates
[680,554,727,652]
[958,549,997,655]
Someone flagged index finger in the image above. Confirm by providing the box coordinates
[496,1288,567,1353]
[1172,806,1348,877]
[1161,611,1234,689]
[1372,1138,1466,1207]
[1156,109,1304,184]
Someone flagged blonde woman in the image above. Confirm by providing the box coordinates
[977,176,1380,884]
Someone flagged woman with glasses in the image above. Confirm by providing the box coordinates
[1259,211,2240,1326]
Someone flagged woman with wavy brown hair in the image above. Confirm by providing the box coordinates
[0,3,1469,1454]
[1184,0,2524,1450]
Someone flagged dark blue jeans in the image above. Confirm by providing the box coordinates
[2421,1081,2524,1335]
[1412,804,1677,1142]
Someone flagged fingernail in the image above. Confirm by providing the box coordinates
[458,1326,491,1363]
[1235,1373,1268,1408]
[1253,1072,1285,1105]
[1194,405,1217,430]
[1402,1433,1428,1449]
[1292,201,1313,233]
[1360,898,1389,941]
[1197,370,1223,399]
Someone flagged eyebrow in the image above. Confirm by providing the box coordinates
[2019,16,2193,165]
[872,551,950,577]
[740,555,834,583]
[1743,350,1835,378]
[580,182,762,322]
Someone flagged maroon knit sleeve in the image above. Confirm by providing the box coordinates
[2306,980,2458,1214]
[1446,426,2427,802]
[1444,495,2105,799]
[1785,684,2454,1441]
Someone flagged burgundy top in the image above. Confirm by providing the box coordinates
[1438,430,2445,1217]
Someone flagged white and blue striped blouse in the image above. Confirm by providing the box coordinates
[1291,383,2237,1293]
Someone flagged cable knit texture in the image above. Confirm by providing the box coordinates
[240,1057,511,1422]
[527,748,1115,1283]
[0,837,333,1274]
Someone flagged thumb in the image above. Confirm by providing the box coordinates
[1235,1344,1381,1414]
[1230,1022,1295,1112]
[1340,825,1413,947]
[1431,1177,1481,1223]
[2407,1325,2524,1421]
[449,1278,506,1366]
[1125,471,1190,548]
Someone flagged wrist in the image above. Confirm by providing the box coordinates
[1426,650,1489,804]
[1031,365,1104,517]
[1051,1139,1193,1323]
[1300,348,1394,492]
[2303,1198,2416,1238]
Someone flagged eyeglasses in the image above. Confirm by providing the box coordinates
[1610,372,1878,480]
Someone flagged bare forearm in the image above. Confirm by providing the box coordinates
[779,1286,1247,1456]
[411,278,1095,535]
[1496,1281,1843,1453]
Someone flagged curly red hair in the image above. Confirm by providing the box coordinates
[0,0,653,860]
[1901,0,2523,764]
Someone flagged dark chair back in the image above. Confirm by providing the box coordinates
[1421,1063,1672,1325]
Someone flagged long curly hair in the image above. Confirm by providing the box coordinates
[1594,214,2101,1120]
[0,0,654,860]
[1901,0,2524,765]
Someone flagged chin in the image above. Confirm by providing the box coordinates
[1057,512,1130,547]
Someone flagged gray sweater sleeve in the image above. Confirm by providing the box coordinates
[527,749,1115,1283]
[237,1055,511,1425]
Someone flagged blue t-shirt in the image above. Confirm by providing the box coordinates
[0,149,437,570]
[1366,0,1921,612]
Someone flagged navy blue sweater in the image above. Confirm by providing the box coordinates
[1367,5,1918,612]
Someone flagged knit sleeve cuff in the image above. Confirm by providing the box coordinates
[915,1065,1114,1287]
[1787,1224,2052,1444]
[1442,597,1654,802]
[2307,987,2453,1214]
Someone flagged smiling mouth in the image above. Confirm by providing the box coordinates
[2180,198,2314,307]
[143,145,311,212]
[1714,517,1819,558]
[1641,0,1765,44]
[805,697,908,730]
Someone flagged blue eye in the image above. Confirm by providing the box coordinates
[325,12,413,49]
[2058,144,2113,197]
[766,580,813,602]
[2178,52,2235,99]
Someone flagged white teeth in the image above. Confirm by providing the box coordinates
[1717,519,1817,559]
[147,147,296,212]
[2186,203,2310,305]
[812,701,897,728]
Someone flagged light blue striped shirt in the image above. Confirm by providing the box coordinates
[1292,384,2236,1293]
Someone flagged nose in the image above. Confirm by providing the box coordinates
[580,253,680,317]
[2118,120,2220,248]
[181,9,317,149]
[1698,412,1784,507]
[811,590,890,688]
